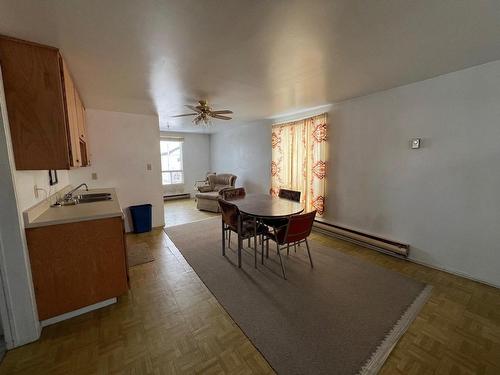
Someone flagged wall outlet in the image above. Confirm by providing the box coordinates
[91,172,98,180]
[146,163,152,171]
[410,138,421,149]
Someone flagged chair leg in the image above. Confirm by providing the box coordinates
[254,236,257,268]
[261,235,264,264]
[238,234,242,268]
[277,243,287,280]
[266,239,269,258]
[305,238,314,268]
[221,220,225,256]
[228,231,231,248]
[287,243,290,256]
[294,243,297,252]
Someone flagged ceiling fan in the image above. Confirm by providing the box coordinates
[171,100,233,126]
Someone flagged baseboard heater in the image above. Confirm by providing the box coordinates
[163,193,191,201]
[313,218,410,258]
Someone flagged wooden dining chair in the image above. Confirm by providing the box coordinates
[263,188,302,249]
[262,210,316,279]
[220,187,246,200]
[219,187,247,245]
[218,198,268,268]
[278,188,301,202]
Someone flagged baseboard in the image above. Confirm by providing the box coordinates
[313,225,408,260]
[314,226,499,289]
[41,298,117,327]
[313,219,409,257]
[164,193,190,201]
[407,258,500,289]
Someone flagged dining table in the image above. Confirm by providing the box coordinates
[225,193,304,268]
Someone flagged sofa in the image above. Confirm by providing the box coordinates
[195,173,237,212]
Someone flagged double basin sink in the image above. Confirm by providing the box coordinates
[52,192,112,207]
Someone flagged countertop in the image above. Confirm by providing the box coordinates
[25,188,123,229]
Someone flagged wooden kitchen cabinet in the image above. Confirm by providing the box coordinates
[61,57,90,167]
[25,217,129,320]
[61,59,81,167]
[0,35,90,170]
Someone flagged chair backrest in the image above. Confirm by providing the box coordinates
[220,187,246,200]
[283,210,317,244]
[209,173,236,187]
[279,188,301,202]
[218,199,240,229]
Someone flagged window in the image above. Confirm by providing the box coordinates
[160,138,184,185]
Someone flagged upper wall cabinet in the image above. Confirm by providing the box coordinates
[0,35,90,170]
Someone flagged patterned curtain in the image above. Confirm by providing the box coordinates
[271,113,328,215]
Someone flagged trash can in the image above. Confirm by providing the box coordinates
[129,204,152,233]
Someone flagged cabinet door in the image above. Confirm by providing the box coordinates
[75,88,90,166]
[0,36,70,170]
[26,217,129,320]
[75,91,86,141]
[61,58,82,167]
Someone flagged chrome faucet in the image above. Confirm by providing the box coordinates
[63,183,89,201]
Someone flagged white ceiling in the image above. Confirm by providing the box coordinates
[1,0,499,133]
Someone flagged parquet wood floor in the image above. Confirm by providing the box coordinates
[0,200,498,374]
[164,199,218,228]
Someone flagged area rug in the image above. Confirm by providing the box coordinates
[126,242,155,267]
[165,218,431,375]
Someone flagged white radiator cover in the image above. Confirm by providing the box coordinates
[313,221,410,257]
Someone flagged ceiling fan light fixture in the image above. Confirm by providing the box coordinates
[171,100,232,126]
[193,113,212,126]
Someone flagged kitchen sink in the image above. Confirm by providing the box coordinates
[76,195,112,203]
[51,193,112,207]
[75,193,112,199]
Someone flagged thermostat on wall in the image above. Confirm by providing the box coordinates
[410,138,421,149]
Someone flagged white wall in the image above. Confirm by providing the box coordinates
[210,60,500,287]
[160,131,210,197]
[69,110,164,232]
[14,170,70,213]
[210,121,272,193]
[326,60,500,287]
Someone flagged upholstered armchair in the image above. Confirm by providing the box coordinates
[195,173,237,212]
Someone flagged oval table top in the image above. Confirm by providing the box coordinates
[228,193,304,218]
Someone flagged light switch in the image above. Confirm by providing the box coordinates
[410,138,421,149]
[91,172,98,180]
[147,163,152,171]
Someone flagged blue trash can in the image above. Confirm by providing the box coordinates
[129,204,152,233]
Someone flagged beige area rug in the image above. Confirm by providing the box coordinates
[165,218,431,375]
[126,242,155,267]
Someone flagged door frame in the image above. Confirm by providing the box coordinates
[0,66,41,348]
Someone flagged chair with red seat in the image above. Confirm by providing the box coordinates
[263,188,302,250]
[263,210,316,279]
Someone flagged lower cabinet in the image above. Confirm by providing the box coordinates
[25,217,129,320]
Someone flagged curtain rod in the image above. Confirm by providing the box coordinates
[271,112,328,127]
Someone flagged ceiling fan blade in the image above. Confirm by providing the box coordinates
[171,113,198,117]
[210,114,232,120]
[210,110,233,115]
[186,105,202,113]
